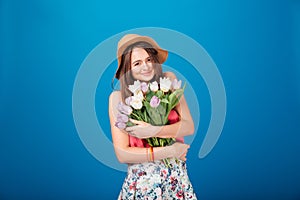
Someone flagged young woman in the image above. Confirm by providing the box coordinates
[109,34,197,199]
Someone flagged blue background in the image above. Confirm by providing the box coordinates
[1,0,300,199]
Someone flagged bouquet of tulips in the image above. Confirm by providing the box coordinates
[115,77,185,167]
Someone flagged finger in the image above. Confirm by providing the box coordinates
[184,145,190,151]
[129,118,141,124]
[129,131,135,137]
[126,129,135,135]
[129,118,145,125]
[180,155,186,161]
[125,127,135,132]
[179,151,186,158]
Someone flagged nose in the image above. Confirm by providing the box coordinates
[141,61,151,71]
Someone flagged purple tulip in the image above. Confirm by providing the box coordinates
[115,121,126,129]
[141,82,149,93]
[117,113,128,123]
[117,102,133,115]
[150,96,160,108]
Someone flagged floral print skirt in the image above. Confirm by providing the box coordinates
[118,158,197,200]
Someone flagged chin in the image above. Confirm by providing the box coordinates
[141,74,154,82]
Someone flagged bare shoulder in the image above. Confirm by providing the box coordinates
[109,91,121,118]
[109,90,121,103]
[163,71,177,81]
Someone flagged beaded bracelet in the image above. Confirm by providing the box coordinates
[146,147,149,162]
[149,146,154,162]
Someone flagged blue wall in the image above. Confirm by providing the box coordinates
[1,0,299,199]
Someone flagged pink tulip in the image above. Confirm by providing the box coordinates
[117,102,133,115]
[150,96,160,108]
[141,82,149,93]
[117,113,128,123]
[115,121,126,129]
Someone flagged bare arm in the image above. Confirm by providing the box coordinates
[156,94,194,138]
[109,91,189,164]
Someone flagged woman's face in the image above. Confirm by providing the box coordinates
[130,47,155,82]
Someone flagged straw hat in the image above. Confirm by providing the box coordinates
[115,34,168,79]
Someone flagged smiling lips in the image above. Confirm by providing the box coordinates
[141,71,152,76]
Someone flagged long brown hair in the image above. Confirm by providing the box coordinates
[115,42,164,102]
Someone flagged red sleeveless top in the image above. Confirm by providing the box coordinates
[128,110,184,147]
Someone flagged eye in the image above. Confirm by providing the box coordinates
[147,57,152,62]
[132,61,141,68]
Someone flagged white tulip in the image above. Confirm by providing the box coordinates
[130,95,143,109]
[149,81,159,92]
[172,79,182,90]
[160,77,172,92]
[135,90,144,101]
[128,80,141,94]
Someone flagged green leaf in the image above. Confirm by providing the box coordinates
[146,91,155,102]
[167,83,186,112]
[156,90,163,98]
[144,101,164,125]
[157,104,166,116]
[143,110,149,122]
[160,98,169,104]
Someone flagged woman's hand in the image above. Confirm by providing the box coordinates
[171,142,190,161]
[125,119,162,139]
